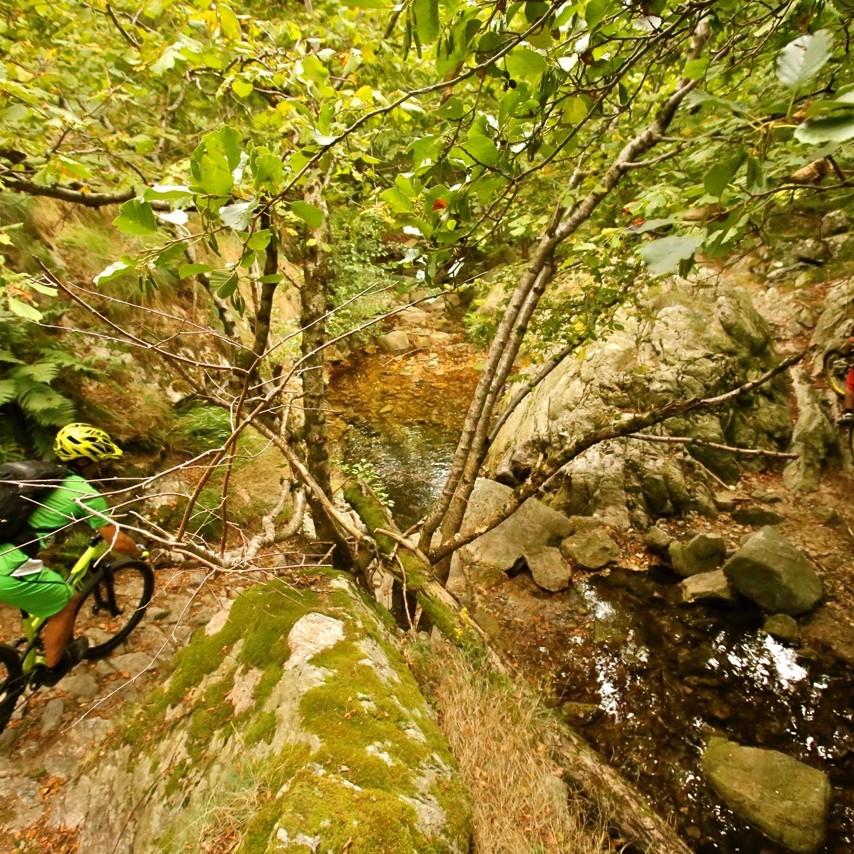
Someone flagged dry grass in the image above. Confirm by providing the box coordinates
[420,643,614,854]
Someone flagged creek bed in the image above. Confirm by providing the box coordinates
[549,567,854,852]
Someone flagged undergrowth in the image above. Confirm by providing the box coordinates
[410,640,615,854]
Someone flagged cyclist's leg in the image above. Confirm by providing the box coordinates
[845,368,854,412]
[0,550,74,666]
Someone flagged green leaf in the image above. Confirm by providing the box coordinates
[94,258,134,285]
[639,235,699,275]
[218,3,241,40]
[381,188,414,213]
[290,201,325,228]
[179,263,212,279]
[259,274,283,284]
[463,134,499,166]
[114,200,158,235]
[340,0,391,6]
[505,47,549,84]
[7,297,42,321]
[196,150,234,196]
[414,0,440,44]
[776,29,833,89]
[253,153,283,191]
[248,230,272,251]
[683,58,709,80]
[231,78,254,98]
[144,184,194,202]
[703,153,745,197]
[745,156,767,194]
[210,269,239,297]
[794,113,854,144]
[219,201,256,231]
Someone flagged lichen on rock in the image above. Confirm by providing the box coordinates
[57,574,472,853]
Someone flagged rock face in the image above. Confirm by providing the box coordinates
[722,526,823,615]
[58,575,472,853]
[485,277,791,527]
[703,737,830,853]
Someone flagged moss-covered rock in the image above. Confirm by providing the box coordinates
[58,574,472,853]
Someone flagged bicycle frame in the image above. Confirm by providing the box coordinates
[19,536,111,674]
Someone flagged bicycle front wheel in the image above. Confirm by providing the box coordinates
[0,644,24,734]
[822,348,848,398]
[74,560,155,660]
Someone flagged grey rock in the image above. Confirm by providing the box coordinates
[560,528,620,570]
[713,491,737,512]
[680,570,736,604]
[669,534,727,577]
[485,277,791,525]
[59,672,100,700]
[763,614,800,645]
[791,238,831,265]
[731,506,785,526]
[110,652,157,678]
[819,209,849,237]
[644,525,672,555]
[722,527,823,615]
[40,698,66,734]
[703,737,830,853]
[783,367,837,492]
[456,478,573,572]
[525,546,573,592]
[376,330,411,353]
[811,506,841,525]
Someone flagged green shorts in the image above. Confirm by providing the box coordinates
[0,545,74,619]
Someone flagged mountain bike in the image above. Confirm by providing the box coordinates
[0,536,154,734]
[822,347,854,453]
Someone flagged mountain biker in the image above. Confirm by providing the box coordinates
[839,325,854,424]
[0,423,141,686]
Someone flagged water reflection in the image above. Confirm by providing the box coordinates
[552,570,854,851]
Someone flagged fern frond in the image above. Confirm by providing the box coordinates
[13,360,61,384]
[0,349,25,365]
[0,378,17,405]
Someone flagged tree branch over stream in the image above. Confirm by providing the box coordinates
[428,349,805,562]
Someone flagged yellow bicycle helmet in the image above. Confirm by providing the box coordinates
[54,423,123,462]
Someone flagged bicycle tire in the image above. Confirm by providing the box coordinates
[74,560,155,660]
[822,348,848,398]
[0,644,24,735]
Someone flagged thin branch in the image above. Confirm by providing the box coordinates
[628,433,797,458]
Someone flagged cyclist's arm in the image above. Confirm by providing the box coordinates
[96,523,142,557]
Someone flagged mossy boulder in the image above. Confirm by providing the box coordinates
[58,574,472,853]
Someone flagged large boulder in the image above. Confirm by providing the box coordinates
[485,277,791,527]
[58,575,472,853]
[722,526,823,615]
[448,478,574,597]
[703,737,830,853]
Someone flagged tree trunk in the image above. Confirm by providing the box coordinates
[299,179,350,562]
[422,20,712,574]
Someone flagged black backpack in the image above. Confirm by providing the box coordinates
[0,461,69,553]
